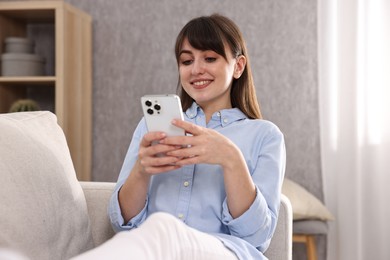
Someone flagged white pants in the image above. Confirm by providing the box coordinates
[72,212,238,260]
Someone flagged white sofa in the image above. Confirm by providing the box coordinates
[0,111,292,260]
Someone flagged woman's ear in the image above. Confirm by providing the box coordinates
[234,55,247,79]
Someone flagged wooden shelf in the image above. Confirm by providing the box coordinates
[0,76,56,85]
[0,10,54,23]
[0,1,92,181]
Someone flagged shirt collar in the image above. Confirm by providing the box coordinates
[185,102,200,119]
[185,102,247,127]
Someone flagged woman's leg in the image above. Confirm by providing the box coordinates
[72,212,237,260]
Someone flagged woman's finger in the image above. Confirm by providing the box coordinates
[171,119,203,136]
[140,153,182,167]
[166,145,198,158]
[140,132,167,147]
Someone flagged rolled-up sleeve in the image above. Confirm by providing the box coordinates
[108,185,149,232]
[221,187,274,246]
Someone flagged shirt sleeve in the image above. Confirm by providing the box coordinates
[108,118,150,232]
[221,122,286,252]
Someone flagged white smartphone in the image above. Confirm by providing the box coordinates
[141,94,185,136]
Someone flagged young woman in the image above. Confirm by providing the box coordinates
[75,14,285,260]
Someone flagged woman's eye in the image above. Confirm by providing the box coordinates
[181,60,193,65]
[205,57,217,62]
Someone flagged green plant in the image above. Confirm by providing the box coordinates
[9,99,40,112]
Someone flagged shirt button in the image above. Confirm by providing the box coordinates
[184,181,189,187]
[223,118,228,123]
[217,112,221,117]
[178,213,184,219]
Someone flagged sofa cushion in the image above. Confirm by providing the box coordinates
[282,178,334,221]
[0,111,94,259]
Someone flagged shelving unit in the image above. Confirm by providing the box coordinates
[0,1,92,181]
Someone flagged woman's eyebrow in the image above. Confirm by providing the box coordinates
[179,49,193,56]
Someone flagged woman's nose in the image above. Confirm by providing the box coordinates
[191,60,205,75]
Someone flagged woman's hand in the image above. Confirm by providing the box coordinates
[135,131,183,175]
[160,119,240,169]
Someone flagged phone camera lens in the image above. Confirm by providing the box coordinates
[147,108,154,115]
[154,104,161,111]
[145,100,152,107]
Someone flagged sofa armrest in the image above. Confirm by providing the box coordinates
[265,194,293,260]
[80,181,116,247]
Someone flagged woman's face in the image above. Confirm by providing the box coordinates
[178,39,241,111]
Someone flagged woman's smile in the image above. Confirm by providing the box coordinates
[191,80,213,89]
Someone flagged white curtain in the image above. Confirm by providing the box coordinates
[318,0,390,259]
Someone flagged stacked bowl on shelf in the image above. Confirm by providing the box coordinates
[1,37,45,76]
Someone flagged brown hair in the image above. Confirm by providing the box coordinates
[174,14,262,119]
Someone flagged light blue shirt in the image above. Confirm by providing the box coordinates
[108,102,286,260]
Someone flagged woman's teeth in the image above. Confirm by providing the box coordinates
[193,80,210,86]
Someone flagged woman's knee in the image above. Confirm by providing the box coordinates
[140,212,191,244]
[143,212,183,231]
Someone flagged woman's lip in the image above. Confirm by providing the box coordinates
[191,80,212,89]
